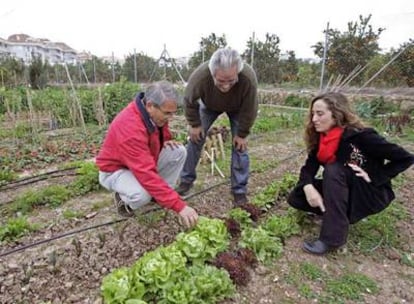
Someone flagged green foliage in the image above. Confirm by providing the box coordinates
[102,217,234,303]
[0,168,17,185]
[348,201,407,252]
[279,51,299,83]
[401,253,414,268]
[29,55,49,89]
[103,81,141,122]
[252,172,298,211]
[228,208,253,228]
[101,267,145,304]
[69,162,101,195]
[239,226,283,263]
[62,209,84,219]
[0,217,39,242]
[326,273,378,301]
[122,52,156,83]
[354,96,398,119]
[391,39,414,87]
[12,185,71,214]
[313,15,384,85]
[296,60,321,87]
[284,94,309,108]
[299,262,324,280]
[158,264,235,304]
[174,216,230,264]
[252,181,280,210]
[262,212,301,240]
[243,33,282,83]
[188,33,227,70]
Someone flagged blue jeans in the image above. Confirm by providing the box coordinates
[180,102,249,194]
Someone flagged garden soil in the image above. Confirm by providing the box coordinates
[0,128,413,304]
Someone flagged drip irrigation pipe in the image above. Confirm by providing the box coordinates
[0,150,304,258]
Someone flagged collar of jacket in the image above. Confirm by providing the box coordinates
[135,92,155,134]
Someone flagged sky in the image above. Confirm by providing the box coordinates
[0,0,413,60]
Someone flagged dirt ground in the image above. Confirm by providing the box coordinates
[0,128,413,304]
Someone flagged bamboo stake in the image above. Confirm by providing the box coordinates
[64,63,86,134]
[96,86,107,126]
[25,88,39,141]
[358,45,410,92]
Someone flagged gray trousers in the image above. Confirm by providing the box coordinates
[99,145,186,210]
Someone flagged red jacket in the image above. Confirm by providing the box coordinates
[96,94,186,212]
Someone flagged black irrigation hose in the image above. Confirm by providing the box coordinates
[0,219,126,258]
[0,167,79,191]
[0,150,304,258]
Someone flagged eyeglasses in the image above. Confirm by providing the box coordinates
[154,105,176,117]
[213,76,238,87]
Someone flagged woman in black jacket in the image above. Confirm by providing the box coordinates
[288,92,414,255]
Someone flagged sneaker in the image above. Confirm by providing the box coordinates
[176,181,193,195]
[113,192,135,218]
[233,193,248,206]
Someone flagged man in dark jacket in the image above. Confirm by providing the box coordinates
[96,81,198,228]
[176,47,258,206]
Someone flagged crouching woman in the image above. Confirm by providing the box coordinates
[288,92,414,255]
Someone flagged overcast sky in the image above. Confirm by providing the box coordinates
[1,0,413,60]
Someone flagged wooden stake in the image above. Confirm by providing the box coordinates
[217,133,225,160]
[203,149,225,178]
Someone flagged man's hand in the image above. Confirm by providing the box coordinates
[189,126,204,143]
[233,135,247,152]
[303,184,325,212]
[178,205,199,228]
[164,140,181,149]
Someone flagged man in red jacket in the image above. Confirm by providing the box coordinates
[96,81,198,228]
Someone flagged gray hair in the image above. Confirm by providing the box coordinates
[208,47,244,76]
[145,81,179,106]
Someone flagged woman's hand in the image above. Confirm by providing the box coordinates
[348,163,371,183]
[303,184,326,212]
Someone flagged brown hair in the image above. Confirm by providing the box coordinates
[304,92,365,152]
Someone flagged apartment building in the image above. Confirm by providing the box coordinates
[0,33,78,65]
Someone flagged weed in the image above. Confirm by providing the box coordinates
[0,168,17,185]
[69,162,101,195]
[326,273,378,301]
[62,209,84,219]
[298,283,318,299]
[348,201,408,253]
[11,185,71,214]
[299,262,324,280]
[0,217,39,242]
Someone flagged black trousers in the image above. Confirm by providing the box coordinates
[288,163,352,247]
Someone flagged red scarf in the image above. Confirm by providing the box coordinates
[317,127,344,164]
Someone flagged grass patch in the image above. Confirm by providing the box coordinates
[10,185,71,214]
[325,273,379,301]
[62,209,85,219]
[348,201,408,253]
[0,217,40,242]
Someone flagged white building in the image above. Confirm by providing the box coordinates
[0,33,78,65]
